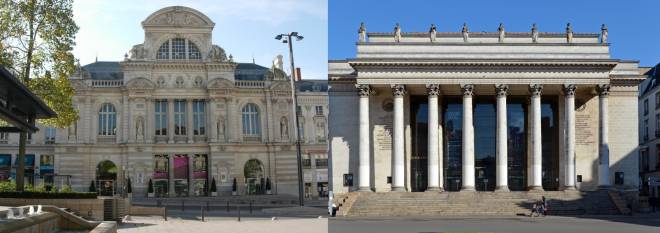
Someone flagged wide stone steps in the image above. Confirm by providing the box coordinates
[341,190,620,217]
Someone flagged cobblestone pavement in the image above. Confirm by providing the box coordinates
[119,216,327,233]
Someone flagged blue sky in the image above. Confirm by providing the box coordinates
[329,0,660,67]
[73,0,327,79]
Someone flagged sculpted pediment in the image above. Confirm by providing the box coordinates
[207,78,234,89]
[126,78,156,89]
[142,6,214,28]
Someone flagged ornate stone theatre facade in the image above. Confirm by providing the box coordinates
[329,23,645,195]
[0,6,329,199]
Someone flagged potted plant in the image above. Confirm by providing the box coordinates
[231,177,237,196]
[88,180,96,193]
[127,178,133,199]
[210,178,217,197]
[147,179,154,198]
[266,177,272,195]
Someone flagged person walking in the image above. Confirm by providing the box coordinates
[541,196,548,216]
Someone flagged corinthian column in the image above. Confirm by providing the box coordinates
[426,84,441,191]
[495,84,509,192]
[597,84,611,188]
[529,84,544,191]
[461,84,475,191]
[356,84,372,192]
[564,84,577,190]
[391,84,406,192]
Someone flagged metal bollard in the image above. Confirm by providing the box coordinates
[164,206,168,221]
[237,205,241,222]
[249,201,252,214]
[182,200,185,212]
[201,205,205,222]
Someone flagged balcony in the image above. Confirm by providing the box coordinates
[87,80,123,88]
[234,80,265,89]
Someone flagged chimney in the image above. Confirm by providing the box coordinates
[295,67,302,81]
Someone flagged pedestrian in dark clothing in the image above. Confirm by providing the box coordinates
[541,196,548,216]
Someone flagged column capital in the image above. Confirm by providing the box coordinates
[495,84,509,97]
[563,84,577,96]
[460,84,474,97]
[426,84,440,96]
[355,84,373,97]
[597,84,610,96]
[391,84,406,97]
[528,84,543,96]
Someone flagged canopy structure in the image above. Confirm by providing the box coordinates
[0,65,57,133]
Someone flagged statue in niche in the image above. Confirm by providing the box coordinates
[136,116,144,140]
[280,116,289,139]
[217,117,226,140]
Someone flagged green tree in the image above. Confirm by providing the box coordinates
[0,0,79,191]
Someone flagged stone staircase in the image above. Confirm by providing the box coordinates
[341,190,620,217]
[608,190,631,215]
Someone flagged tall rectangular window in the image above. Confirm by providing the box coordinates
[193,100,205,135]
[174,100,186,135]
[0,133,8,144]
[155,100,168,136]
[45,127,56,144]
[644,99,649,115]
[315,106,323,115]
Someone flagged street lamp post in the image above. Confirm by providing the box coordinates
[275,32,304,206]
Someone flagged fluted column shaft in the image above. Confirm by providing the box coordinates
[427,84,441,191]
[529,84,544,191]
[392,84,406,191]
[461,84,475,191]
[187,99,194,143]
[356,84,372,192]
[167,99,175,143]
[598,84,611,187]
[495,85,509,192]
[564,84,577,190]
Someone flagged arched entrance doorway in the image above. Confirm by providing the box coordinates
[243,159,264,195]
[96,160,117,196]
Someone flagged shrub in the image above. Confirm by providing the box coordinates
[59,185,73,193]
[210,178,217,192]
[232,178,237,192]
[147,179,154,193]
[32,183,47,193]
[0,181,16,192]
[0,191,96,199]
[127,178,132,193]
[88,180,96,193]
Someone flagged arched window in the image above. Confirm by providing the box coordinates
[242,103,261,137]
[156,38,202,60]
[98,103,117,136]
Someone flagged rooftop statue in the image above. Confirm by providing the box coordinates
[429,24,437,42]
[462,23,469,42]
[498,23,505,42]
[566,23,573,43]
[531,23,538,43]
[601,24,608,44]
[358,22,366,42]
[394,23,401,42]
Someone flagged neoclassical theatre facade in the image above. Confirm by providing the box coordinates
[329,23,644,195]
[0,6,329,199]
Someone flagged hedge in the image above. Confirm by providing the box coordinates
[0,191,98,199]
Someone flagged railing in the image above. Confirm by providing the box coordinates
[88,80,123,88]
[234,80,265,89]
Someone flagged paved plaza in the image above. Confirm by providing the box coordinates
[119,215,327,233]
[329,215,660,233]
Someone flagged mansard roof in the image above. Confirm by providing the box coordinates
[81,61,123,80]
[296,80,328,92]
[640,63,660,97]
[234,63,269,81]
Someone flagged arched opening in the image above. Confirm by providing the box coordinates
[96,160,117,196]
[243,159,264,195]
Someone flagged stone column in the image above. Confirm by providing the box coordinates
[461,84,475,191]
[168,155,175,197]
[426,84,441,191]
[391,84,406,192]
[563,84,577,190]
[495,84,509,192]
[529,84,544,191]
[356,84,372,192]
[187,99,194,143]
[188,155,194,196]
[146,98,154,144]
[597,84,611,188]
[167,99,175,143]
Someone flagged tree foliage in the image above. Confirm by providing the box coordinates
[0,0,79,127]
